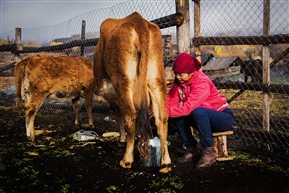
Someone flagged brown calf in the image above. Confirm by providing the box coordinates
[93,12,171,173]
[15,55,95,141]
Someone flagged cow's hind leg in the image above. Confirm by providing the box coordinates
[25,95,43,142]
[244,75,248,82]
[148,79,172,173]
[119,114,136,169]
[156,112,172,173]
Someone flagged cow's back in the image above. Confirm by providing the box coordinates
[94,12,164,107]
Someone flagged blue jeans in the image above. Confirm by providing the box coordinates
[171,107,234,147]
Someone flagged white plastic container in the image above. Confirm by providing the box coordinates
[73,130,98,141]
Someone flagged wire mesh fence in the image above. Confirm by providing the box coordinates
[0,0,289,156]
[195,0,289,155]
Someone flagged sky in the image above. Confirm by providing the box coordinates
[0,0,125,34]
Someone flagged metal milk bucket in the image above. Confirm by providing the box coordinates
[143,137,161,167]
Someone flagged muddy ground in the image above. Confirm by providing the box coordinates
[0,106,288,193]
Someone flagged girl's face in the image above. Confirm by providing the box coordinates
[174,72,194,84]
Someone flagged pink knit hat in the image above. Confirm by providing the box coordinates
[172,52,202,73]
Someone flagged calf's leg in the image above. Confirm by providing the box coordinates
[84,93,94,128]
[25,95,44,142]
[72,96,81,127]
[112,106,126,143]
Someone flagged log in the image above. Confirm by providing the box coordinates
[192,34,289,46]
[12,38,99,54]
[151,12,184,29]
[0,44,16,52]
[213,81,289,95]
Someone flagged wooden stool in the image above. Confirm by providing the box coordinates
[212,131,234,161]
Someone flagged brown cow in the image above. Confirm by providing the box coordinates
[240,59,263,83]
[15,55,95,141]
[93,12,171,173]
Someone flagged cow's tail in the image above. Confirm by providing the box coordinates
[135,19,152,160]
[137,102,152,160]
[14,61,24,110]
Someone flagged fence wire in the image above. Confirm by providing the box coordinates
[0,0,289,156]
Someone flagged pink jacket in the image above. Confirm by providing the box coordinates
[166,70,229,118]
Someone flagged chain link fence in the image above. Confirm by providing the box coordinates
[0,0,288,155]
[195,0,289,155]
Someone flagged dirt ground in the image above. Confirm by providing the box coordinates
[0,106,288,193]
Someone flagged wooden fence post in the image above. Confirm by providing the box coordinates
[176,0,190,54]
[80,20,86,56]
[14,27,23,63]
[163,35,172,57]
[163,35,172,67]
[193,0,201,62]
[262,0,270,132]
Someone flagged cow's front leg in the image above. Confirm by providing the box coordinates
[72,96,81,127]
[84,93,95,128]
[118,117,126,143]
[113,107,126,143]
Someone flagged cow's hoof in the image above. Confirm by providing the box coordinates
[120,160,132,169]
[119,138,126,143]
[117,141,126,147]
[159,163,172,173]
[27,136,35,142]
[119,134,126,143]
[89,124,95,129]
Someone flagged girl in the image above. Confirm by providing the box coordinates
[166,52,234,168]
